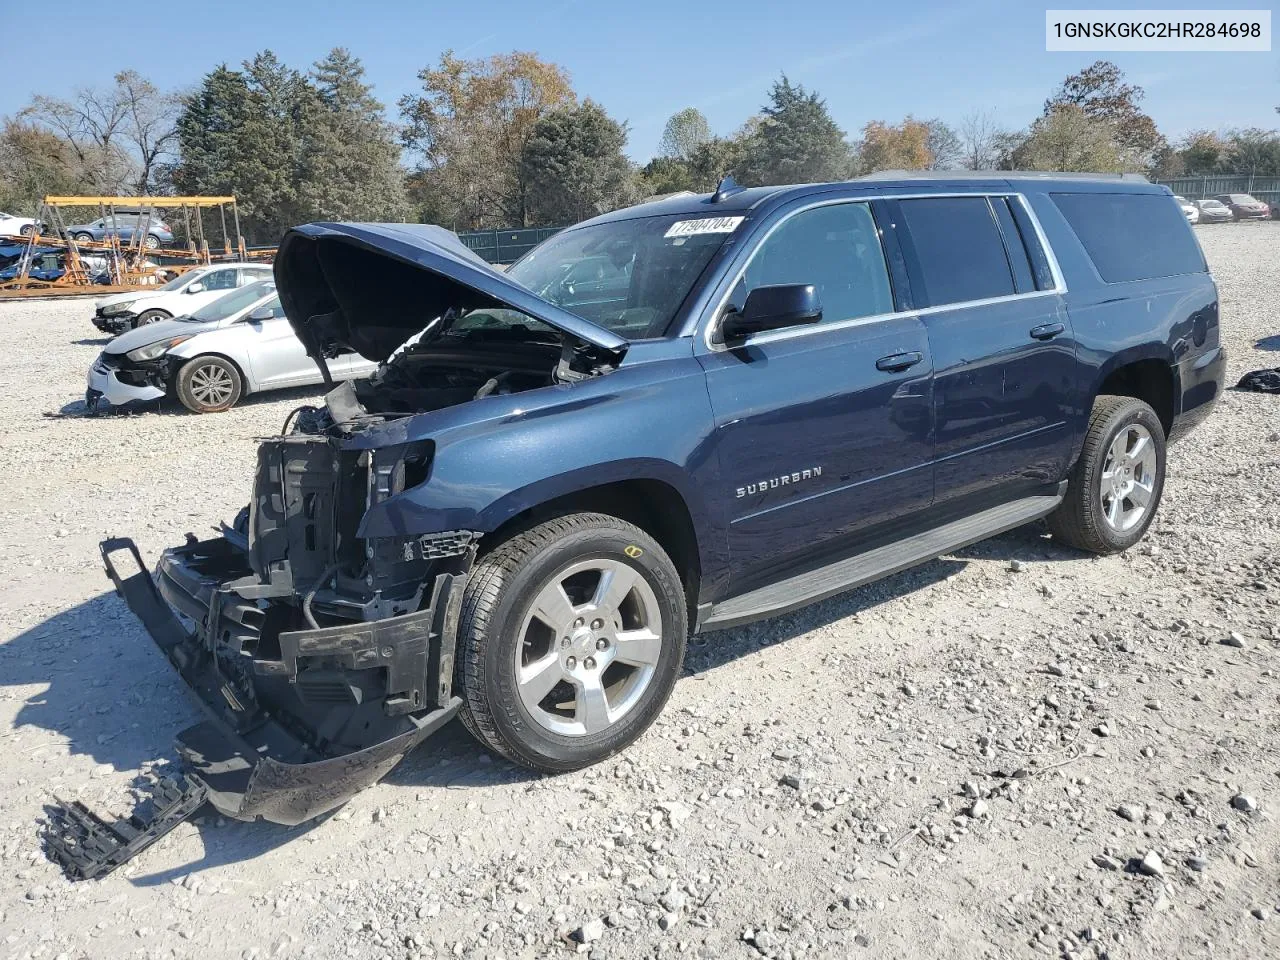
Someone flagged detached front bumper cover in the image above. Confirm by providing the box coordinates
[45,537,464,880]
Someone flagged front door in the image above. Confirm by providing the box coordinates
[696,200,935,593]
[241,297,326,388]
[891,195,1077,505]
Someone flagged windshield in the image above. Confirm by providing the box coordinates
[181,281,276,322]
[156,270,203,292]
[501,213,737,338]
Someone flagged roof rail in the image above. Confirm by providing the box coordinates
[853,170,1150,182]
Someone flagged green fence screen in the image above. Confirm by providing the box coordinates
[1157,175,1280,205]
[457,227,563,264]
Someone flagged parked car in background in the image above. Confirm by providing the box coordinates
[0,211,42,237]
[92,262,275,334]
[1173,196,1199,223]
[65,213,175,249]
[0,249,109,284]
[1192,198,1234,223]
[1211,193,1271,221]
[87,280,377,413]
[1270,200,1280,220]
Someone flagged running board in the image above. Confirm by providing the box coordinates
[699,493,1063,631]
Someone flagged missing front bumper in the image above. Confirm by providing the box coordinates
[97,537,465,826]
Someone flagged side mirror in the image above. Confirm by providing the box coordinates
[186,281,205,294]
[719,284,822,342]
[246,305,276,322]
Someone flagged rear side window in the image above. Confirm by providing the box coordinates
[897,197,1015,306]
[734,202,894,325]
[1051,192,1205,283]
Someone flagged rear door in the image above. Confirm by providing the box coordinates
[891,194,1077,506]
[696,199,935,592]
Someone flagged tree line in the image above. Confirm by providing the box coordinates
[2,50,1277,243]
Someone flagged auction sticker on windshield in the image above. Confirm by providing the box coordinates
[664,216,745,238]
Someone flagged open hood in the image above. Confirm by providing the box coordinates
[274,223,628,370]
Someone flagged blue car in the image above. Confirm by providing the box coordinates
[65,212,174,249]
[77,174,1224,875]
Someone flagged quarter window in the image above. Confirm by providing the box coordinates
[897,197,1016,306]
[732,202,893,326]
[1052,192,1205,283]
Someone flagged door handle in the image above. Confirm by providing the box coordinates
[876,351,924,372]
[1030,322,1065,340]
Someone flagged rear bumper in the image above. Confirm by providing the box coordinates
[100,537,464,824]
[1169,344,1226,444]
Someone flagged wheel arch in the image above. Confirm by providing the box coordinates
[482,476,703,615]
[1092,350,1176,436]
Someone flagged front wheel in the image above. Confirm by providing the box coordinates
[175,355,243,413]
[73,232,94,243]
[19,224,34,237]
[1047,395,1166,554]
[133,308,169,328]
[458,513,687,772]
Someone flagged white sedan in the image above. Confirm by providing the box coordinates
[86,280,377,413]
[0,211,41,238]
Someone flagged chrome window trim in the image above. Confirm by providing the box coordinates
[701,191,1068,353]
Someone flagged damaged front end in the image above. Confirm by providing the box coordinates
[54,220,629,879]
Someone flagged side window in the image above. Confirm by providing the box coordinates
[204,269,237,291]
[1051,192,1205,283]
[990,198,1036,294]
[897,197,1015,306]
[734,202,893,325]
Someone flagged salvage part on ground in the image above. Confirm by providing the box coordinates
[1237,367,1280,393]
[44,775,209,881]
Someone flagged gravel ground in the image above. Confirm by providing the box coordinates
[1,222,1278,960]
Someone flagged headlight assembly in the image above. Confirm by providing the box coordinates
[126,336,192,362]
[100,301,137,316]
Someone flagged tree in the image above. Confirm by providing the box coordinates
[958,111,1007,170]
[0,120,91,213]
[858,118,932,172]
[172,54,311,243]
[923,118,962,170]
[21,70,179,194]
[519,101,635,226]
[1010,104,1130,173]
[296,49,407,222]
[1222,128,1280,176]
[1177,130,1228,174]
[736,77,851,186]
[399,51,575,228]
[1045,60,1165,167]
[658,108,711,161]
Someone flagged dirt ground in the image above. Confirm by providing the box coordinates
[1,222,1278,960]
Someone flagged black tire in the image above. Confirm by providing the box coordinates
[144,234,161,249]
[19,224,34,237]
[73,232,94,243]
[1047,394,1166,554]
[175,355,243,413]
[458,512,687,772]
[133,308,170,328]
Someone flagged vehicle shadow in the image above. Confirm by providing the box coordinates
[1256,335,1280,352]
[72,336,111,346]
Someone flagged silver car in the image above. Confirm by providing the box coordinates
[86,280,377,413]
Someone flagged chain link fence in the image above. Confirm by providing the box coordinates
[457,227,563,264]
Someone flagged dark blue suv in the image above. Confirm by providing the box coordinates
[99,174,1223,829]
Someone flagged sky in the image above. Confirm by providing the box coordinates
[0,0,1275,161]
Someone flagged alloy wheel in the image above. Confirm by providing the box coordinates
[1099,423,1157,532]
[188,363,235,408]
[515,558,664,737]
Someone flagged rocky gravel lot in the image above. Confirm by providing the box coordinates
[1,222,1278,960]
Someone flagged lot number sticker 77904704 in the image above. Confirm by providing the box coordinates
[664,216,745,239]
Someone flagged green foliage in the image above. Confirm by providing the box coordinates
[0,120,88,212]
[658,108,711,161]
[519,101,635,226]
[173,49,404,243]
[1043,60,1166,167]
[736,77,852,186]
[1010,104,1134,173]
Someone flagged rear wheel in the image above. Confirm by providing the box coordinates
[1047,395,1166,554]
[458,513,687,772]
[18,224,34,237]
[144,234,161,249]
[176,355,243,413]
